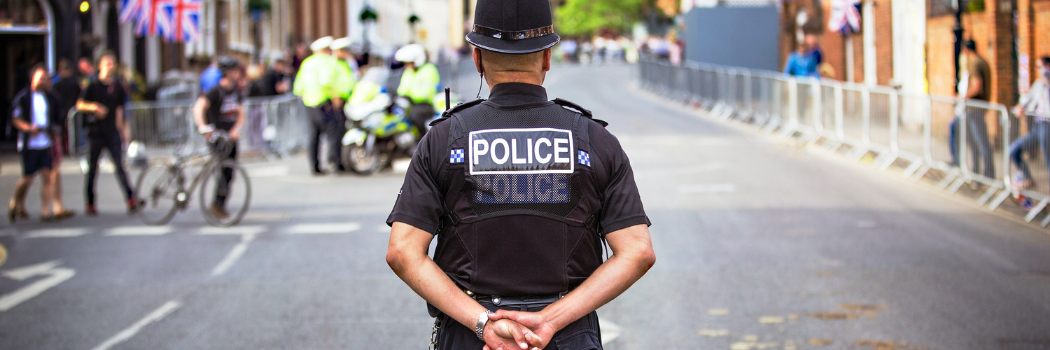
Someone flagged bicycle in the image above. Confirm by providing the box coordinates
[134,130,252,226]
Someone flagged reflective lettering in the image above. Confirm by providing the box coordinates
[554,139,571,163]
[473,139,489,165]
[492,174,510,201]
[552,175,568,202]
[526,139,533,164]
[491,139,510,165]
[511,139,527,164]
[535,138,552,164]
[511,174,530,201]
[534,174,552,201]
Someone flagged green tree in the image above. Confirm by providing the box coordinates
[556,0,668,37]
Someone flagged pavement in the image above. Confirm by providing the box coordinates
[1,64,1049,350]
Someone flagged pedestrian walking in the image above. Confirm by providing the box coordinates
[77,51,138,216]
[293,36,346,174]
[784,40,819,78]
[949,40,995,179]
[385,0,656,349]
[1009,56,1050,192]
[7,65,68,222]
[193,57,246,220]
[394,44,440,138]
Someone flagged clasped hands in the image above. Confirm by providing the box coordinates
[482,310,557,350]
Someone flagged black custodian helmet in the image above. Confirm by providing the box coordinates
[465,0,561,54]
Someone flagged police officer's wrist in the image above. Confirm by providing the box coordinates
[475,310,495,340]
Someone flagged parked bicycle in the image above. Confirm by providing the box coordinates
[134,131,251,226]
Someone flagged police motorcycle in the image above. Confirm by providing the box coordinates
[341,85,456,174]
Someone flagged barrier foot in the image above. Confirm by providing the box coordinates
[849,149,870,163]
[911,165,932,182]
[976,187,999,206]
[1041,212,1050,228]
[718,109,735,120]
[987,190,1011,211]
[873,153,897,170]
[1025,199,1048,223]
[946,177,967,194]
[936,171,959,190]
[902,161,923,179]
[762,120,781,133]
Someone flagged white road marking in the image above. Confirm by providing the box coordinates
[211,233,256,276]
[248,166,290,178]
[286,222,361,234]
[90,300,181,350]
[377,225,391,233]
[25,228,92,238]
[598,317,622,345]
[106,226,173,236]
[197,225,265,236]
[0,260,76,312]
[679,183,737,194]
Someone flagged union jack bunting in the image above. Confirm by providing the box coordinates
[119,0,145,23]
[163,0,201,42]
[828,0,861,35]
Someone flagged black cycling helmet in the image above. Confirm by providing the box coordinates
[217,56,241,75]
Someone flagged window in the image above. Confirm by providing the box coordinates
[0,0,46,29]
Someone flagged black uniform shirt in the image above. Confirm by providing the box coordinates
[387,82,650,235]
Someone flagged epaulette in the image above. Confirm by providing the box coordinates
[431,99,485,126]
[553,98,607,127]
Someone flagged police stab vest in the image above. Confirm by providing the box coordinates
[433,98,607,296]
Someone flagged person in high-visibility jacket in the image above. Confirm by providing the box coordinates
[328,37,358,171]
[394,44,440,137]
[294,36,347,174]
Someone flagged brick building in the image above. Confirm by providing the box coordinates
[780,0,1050,107]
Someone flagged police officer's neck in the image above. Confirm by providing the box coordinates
[484,72,546,90]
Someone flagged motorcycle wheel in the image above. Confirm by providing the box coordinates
[343,143,381,175]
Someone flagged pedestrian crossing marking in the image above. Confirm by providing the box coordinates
[25,228,92,239]
[106,226,173,236]
[286,222,361,234]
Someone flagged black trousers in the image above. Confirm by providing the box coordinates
[211,141,238,207]
[307,101,344,171]
[409,102,435,138]
[435,303,602,350]
[85,136,133,205]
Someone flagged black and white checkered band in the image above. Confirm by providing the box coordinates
[472,24,555,41]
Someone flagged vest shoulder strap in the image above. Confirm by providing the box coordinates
[431,98,485,126]
[553,98,608,127]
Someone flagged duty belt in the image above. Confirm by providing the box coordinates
[467,290,567,308]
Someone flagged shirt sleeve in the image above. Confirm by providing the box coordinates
[590,121,650,234]
[386,122,450,234]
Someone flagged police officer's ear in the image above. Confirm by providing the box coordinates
[472,47,485,75]
[542,48,552,73]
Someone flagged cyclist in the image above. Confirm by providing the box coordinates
[192,57,245,220]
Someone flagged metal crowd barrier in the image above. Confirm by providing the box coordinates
[638,59,1047,227]
[68,93,311,164]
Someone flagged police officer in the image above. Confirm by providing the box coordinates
[385,0,655,349]
[294,36,346,174]
[394,44,441,137]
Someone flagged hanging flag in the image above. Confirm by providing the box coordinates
[164,0,201,42]
[135,0,173,38]
[828,0,861,35]
[119,0,146,24]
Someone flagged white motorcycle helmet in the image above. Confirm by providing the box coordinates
[394,44,427,67]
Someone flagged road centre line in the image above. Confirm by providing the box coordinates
[90,300,181,350]
[286,222,361,234]
[211,233,256,276]
[105,226,173,236]
[25,228,91,239]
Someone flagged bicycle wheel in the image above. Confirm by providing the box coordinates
[199,160,251,227]
[135,164,180,225]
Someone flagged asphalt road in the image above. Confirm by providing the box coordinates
[1,64,1049,350]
